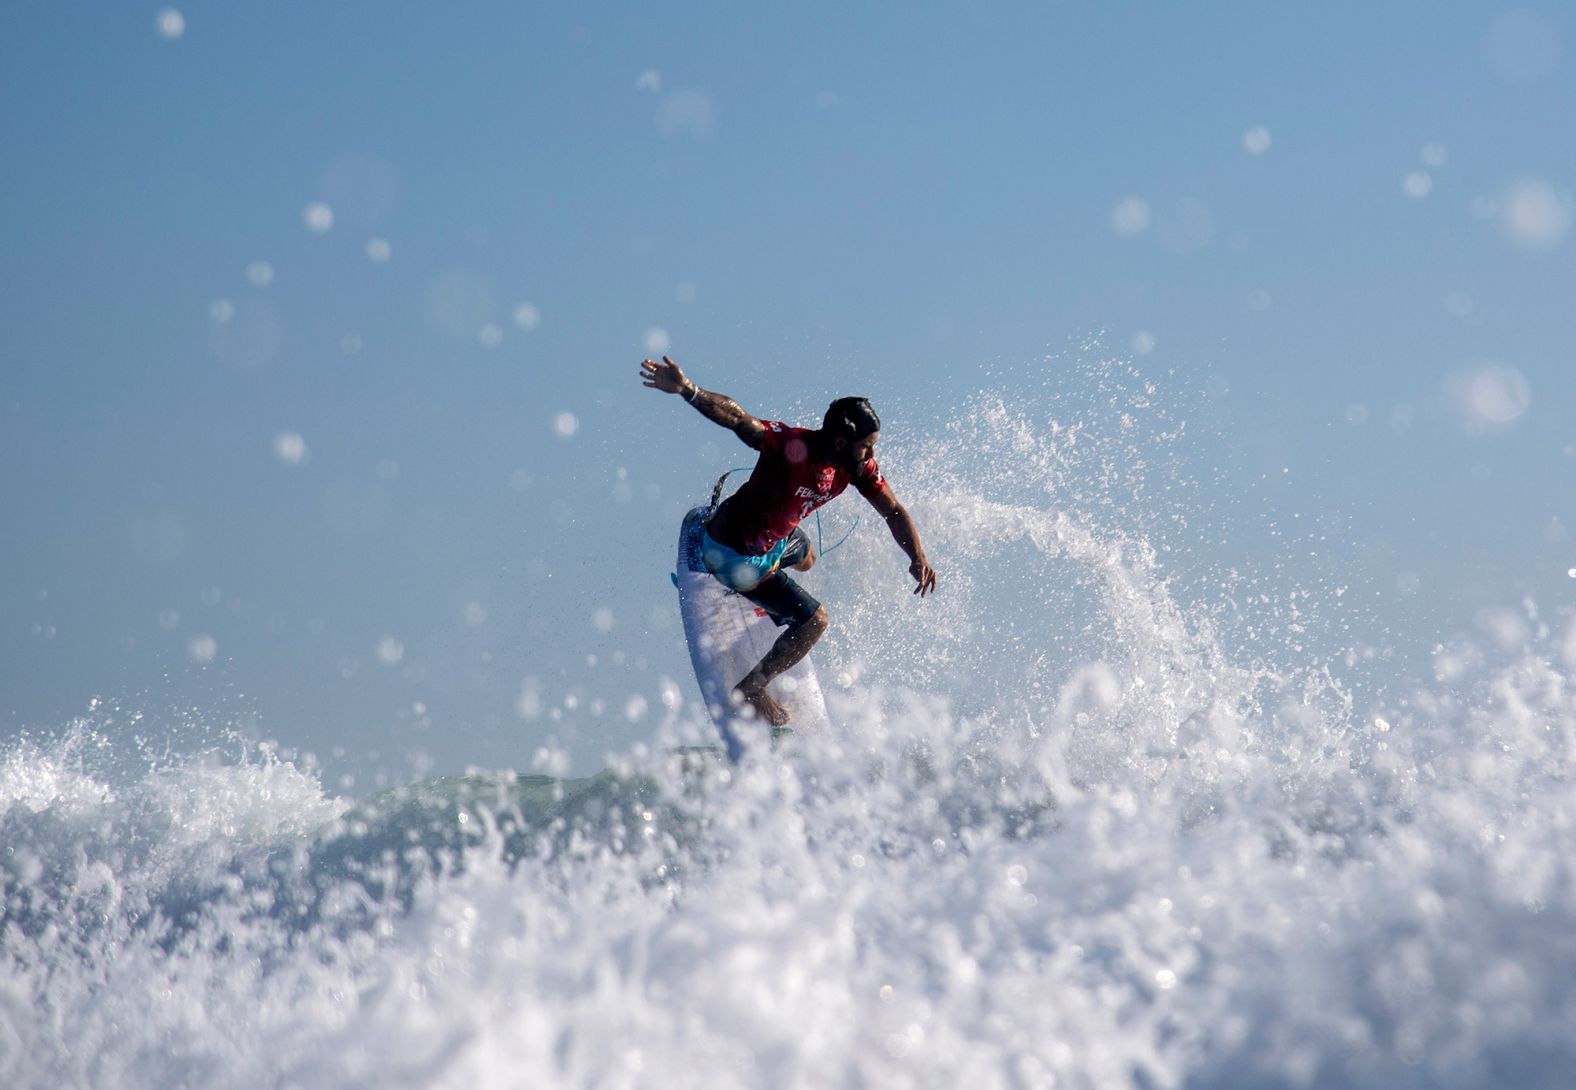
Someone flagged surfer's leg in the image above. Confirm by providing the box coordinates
[734,571,825,726]
[736,606,828,725]
[777,527,816,573]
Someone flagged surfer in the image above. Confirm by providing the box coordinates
[641,355,937,726]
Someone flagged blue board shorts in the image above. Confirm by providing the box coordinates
[700,524,821,627]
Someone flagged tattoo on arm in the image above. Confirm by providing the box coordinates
[685,385,765,448]
[687,387,745,426]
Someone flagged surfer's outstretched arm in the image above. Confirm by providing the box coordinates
[859,480,938,597]
[640,356,765,450]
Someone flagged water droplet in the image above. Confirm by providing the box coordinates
[1109,196,1151,237]
[1501,180,1572,249]
[1242,126,1272,155]
[1454,364,1531,428]
[302,202,334,233]
[188,634,217,663]
[155,9,185,40]
[273,432,308,465]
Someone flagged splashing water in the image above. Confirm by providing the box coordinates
[6,358,1576,1089]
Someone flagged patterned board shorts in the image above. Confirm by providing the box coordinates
[700,525,821,627]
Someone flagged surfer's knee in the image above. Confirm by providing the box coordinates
[804,605,829,636]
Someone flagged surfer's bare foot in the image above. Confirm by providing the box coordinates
[735,681,790,727]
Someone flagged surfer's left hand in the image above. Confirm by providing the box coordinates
[910,558,937,597]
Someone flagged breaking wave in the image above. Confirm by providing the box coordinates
[6,357,1575,1089]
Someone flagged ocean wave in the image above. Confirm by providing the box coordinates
[5,364,1576,1088]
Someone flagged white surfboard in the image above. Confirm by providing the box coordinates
[675,505,831,760]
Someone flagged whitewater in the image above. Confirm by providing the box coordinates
[5,360,1576,1089]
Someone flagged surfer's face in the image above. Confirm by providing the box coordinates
[836,431,878,468]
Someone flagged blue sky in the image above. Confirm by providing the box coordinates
[2,2,1572,779]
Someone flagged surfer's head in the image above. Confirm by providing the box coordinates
[823,397,881,466]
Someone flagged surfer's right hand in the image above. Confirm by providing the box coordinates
[640,356,689,396]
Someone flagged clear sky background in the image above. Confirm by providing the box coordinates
[3,2,1573,781]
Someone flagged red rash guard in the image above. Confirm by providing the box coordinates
[718,421,886,555]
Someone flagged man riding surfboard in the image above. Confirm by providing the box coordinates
[641,355,938,727]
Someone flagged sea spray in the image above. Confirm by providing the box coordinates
[6,358,1576,1088]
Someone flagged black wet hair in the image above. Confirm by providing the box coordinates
[823,396,880,440]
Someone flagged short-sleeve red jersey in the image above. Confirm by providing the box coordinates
[722,421,886,554]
